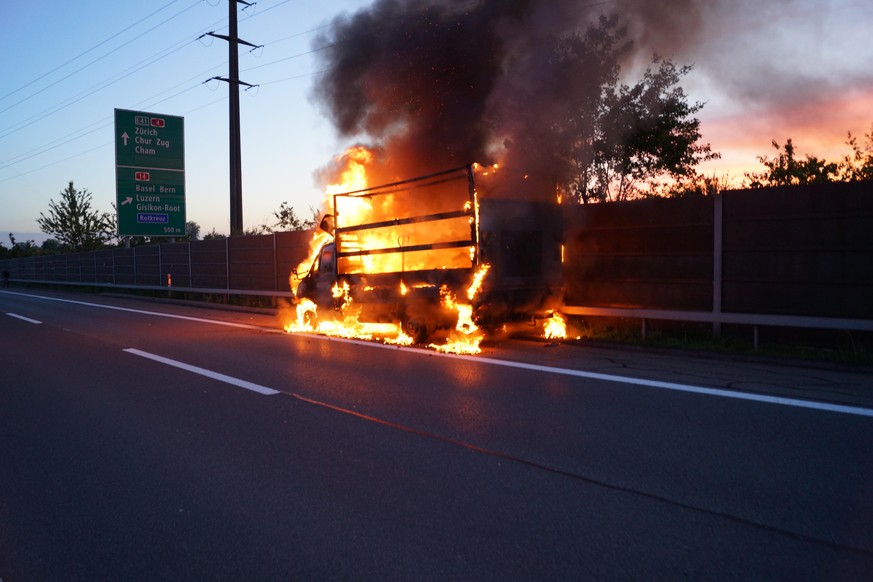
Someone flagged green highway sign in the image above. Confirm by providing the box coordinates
[114,108,185,236]
[116,168,186,236]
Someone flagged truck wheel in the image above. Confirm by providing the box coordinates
[303,308,318,330]
[403,316,430,344]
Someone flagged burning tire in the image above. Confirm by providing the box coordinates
[402,315,431,344]
[302,308,318,330]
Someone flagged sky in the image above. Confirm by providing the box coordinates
[1,0,871,244]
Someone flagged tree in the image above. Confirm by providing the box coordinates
[267,202,317,232]
[497,16,628,202]
[563,55,718,204]
[507,17,717,204]
[839,124,873,182]
[243,225,269,236]
[744,139,839,187]
[202,228,226,240]
[41,239,64,254]
[250,203,318,234]
[185,221,201,241]
[584,58,719,202]
[4,234,38,258]
[37,181,113,251]
[653,173,733,198]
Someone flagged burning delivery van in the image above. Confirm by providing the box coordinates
[291,164,563,351]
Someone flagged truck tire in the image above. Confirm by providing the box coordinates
[403,316,430,344]
[302,307,318,330]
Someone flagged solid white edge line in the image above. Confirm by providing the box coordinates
[290,332,873,418]
[5,312,42,324]
[7,290,869,417]
[459,354,873,418]
[123,348,280,396]
[1,290,261,329]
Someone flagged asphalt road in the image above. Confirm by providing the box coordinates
[1,288,872,580]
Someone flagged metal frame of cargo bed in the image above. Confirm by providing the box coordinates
[332,165,478,273]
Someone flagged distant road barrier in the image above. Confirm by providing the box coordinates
[3,182,872,347]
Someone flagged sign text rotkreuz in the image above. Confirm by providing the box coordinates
[114,109,186,237]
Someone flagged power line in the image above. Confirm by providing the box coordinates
[0,0,203,116]
[0,123,111,171]
[256,69,327,86]
[0,0,394,179]
[0,96,228,185]
[0,11,233,141]
[241,41,338,73]
[0,38,205,140]
[0,0,184,104]
[0,0,330,143]
[0,66,226,172]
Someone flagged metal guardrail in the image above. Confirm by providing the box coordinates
[4,183,871,350]
[7,275,868,333]
[561,305,873,332]
[561,305,873,350]
[4,278,869,352]
[1,278,295,298]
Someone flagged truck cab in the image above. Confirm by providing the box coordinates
[296,242,338,310]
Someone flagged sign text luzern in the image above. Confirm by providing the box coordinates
[115,109,185,237]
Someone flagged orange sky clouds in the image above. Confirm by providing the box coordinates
[697,84,873,183]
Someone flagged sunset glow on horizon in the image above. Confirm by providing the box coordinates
[1,0,871,242]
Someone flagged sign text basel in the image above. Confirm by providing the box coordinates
[114,109,185,237]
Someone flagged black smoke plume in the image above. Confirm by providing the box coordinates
[311,0,716,190]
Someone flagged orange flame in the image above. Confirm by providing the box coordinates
[285,298,318,333]
[543,312,567,340]
[429,264,491,355]
[290,230,332,295]
[287,153,495,353]
[466,263,490,301]
[290,146,376,292]
[287,147,418,345]
[284,296,413,344]
[324,145,373,198]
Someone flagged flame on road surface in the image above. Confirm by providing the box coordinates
[284,268,491,352]
[428,264,490,355]
[285,295,415,345]
[543,311,567,340]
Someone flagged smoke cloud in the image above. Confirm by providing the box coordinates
[310,0,832,191]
